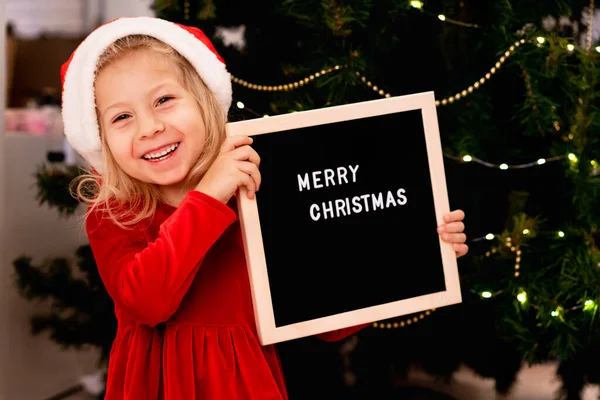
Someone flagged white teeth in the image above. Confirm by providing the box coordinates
[143,143,178,160]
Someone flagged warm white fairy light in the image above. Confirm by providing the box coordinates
[444,153,566,169]
[596,46,600,53]
[557,231,565,238]
[567,44,575,51]
[523,228,530,235]
[479,235,596,321]
[438,14,446,21]
[236,101,245,109]
[584,300,596,311]
[485,233,495,240]
[537,36,546,44]
[410,0,423,9]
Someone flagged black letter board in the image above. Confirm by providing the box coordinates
[227,92,461,345]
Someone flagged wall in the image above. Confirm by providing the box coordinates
[6,0,87,38]
[1,2,8,396]
[104,0,154,22]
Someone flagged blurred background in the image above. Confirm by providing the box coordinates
[2,2,154,400]
[2,1,600,399]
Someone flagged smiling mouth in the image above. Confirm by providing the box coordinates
[142,143,180,162]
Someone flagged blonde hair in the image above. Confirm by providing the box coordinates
[71,35,227,228]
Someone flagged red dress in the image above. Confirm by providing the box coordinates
[87,190,366,399]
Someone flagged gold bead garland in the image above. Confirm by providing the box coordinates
[435,39,526,107]
[183,0,190,20]
[484,236,521,277]
[230,39,526,108]
[230,38,525,329]
[354,71,392,98]
[231,65,345,92]
[230,35,598,326]
[372,308,436,329]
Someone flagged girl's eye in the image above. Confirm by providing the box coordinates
[157,96,173,105]
[112,114,130,123]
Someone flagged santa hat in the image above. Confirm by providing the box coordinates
[60,17,232,173]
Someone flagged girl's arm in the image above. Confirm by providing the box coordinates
[87,190,236,327]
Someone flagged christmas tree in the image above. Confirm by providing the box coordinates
[153,0,600,398]
[14,0,600,399]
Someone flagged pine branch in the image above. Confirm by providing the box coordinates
[34,163,84,217]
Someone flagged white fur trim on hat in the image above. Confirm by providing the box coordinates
[61,17,232,173]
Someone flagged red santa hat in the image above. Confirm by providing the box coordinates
[60,17,232,173]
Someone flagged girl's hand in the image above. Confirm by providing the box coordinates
[437,209,468,258]
[195,135,261,204]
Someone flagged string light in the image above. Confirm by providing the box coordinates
[444,153,566,169]
[476,233,598,321]
[234,38,570,172]
[584,299,596,311]
[229,34,590,327]
[409,1,480,28]
[474,229,563,243]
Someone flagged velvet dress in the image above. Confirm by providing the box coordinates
[87,190,365,399]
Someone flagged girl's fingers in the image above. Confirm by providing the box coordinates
[441,232,467,244]
[239,173,256,199]
[221,135,253,152]
[237,161,262,192]
[443,209,465,223]
[453,243,469,258]
[437,221,464,233]
[231,145,261,166]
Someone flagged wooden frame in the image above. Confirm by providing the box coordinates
[227,91,462,345]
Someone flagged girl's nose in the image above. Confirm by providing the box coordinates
[139,116,165,139]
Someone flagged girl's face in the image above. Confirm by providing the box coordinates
[95,49,206,190]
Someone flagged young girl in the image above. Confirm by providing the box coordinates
[60,17,469,400]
